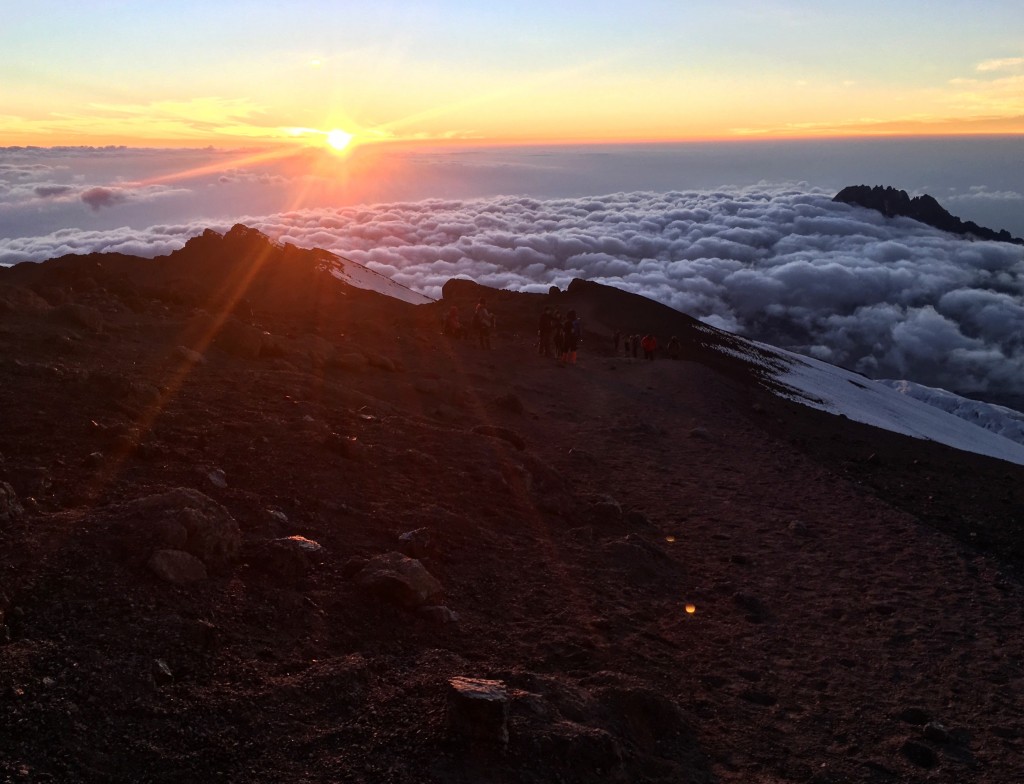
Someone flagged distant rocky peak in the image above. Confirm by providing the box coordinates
[833,185,1024,246]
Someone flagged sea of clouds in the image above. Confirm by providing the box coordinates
[3,143,1024,406]
[4,183,1024,404]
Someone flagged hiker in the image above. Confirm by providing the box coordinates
[613,330,621,353]
[552,309,564,359]
[443,305,463,338]
[538,307,555,356]
[473,298,495,349]
[667,335,681,359]
[560,309,582,365]
[631,334,640,358]
[641,334,657,360]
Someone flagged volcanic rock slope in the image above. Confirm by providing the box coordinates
[1,230,1023,783]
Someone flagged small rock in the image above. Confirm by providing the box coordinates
[689,427,712,440]
[787,520,809,536]
[41,676,56,688]
[446,677,509,745]
[900,739,938,769]
[147,549,208,584]
[152,659,174,686]
[207,469,227,489]
[896,707,932,726]
[398,527,436,559]
[923,722,950,744]
[420,605,460,625]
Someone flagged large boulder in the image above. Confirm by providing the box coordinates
[354,551,443,607]
[120,488,241,567]
[250,535,326,580]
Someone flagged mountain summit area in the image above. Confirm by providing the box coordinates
[1,228,1023,783]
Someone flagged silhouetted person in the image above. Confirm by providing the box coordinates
[667,335,681,359]
[538,307,555,356]
[561,309,581,365]
[473,298,495,349]
[641,334,657,360]
[443,305,463,338]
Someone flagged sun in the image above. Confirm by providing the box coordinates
[326,129,354,152]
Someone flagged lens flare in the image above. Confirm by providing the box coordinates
[685,604,696,614]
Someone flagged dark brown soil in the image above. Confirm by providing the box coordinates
[1,232,1022,783]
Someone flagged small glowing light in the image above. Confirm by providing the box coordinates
[309,59,323,67]
[685,604,696,614]
[665,535,676,543]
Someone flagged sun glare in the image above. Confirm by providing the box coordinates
[327,129,354,152]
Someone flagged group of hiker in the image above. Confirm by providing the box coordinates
[443,299,496,349]
[536,307,582,365]
[442,298,681,364]
[613,331,682,360]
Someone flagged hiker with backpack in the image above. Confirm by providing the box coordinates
[473,298,495,349]
[560,309,582,365]
[641,333,657,360]
[443,305,463,338]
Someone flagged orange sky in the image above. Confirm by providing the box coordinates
[2,2,1022,150]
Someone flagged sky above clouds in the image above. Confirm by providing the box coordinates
[2,1,1024,146]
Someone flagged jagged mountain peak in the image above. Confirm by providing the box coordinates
[834,184,1024,245]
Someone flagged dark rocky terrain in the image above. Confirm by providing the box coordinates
[1,227,1023,783]
[834,185,1024,245]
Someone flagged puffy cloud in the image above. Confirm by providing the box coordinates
[80,187,130,210]
[4,185,1024,404]
[33,184,76,198]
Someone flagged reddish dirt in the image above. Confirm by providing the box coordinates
[1,232,1022,783]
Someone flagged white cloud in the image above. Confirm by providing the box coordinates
[4,185,1024,403]
[976,57,1024,73]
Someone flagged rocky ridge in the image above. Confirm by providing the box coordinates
[833,184,1024,245]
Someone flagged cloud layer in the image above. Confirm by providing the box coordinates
[4,184,1024,404]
